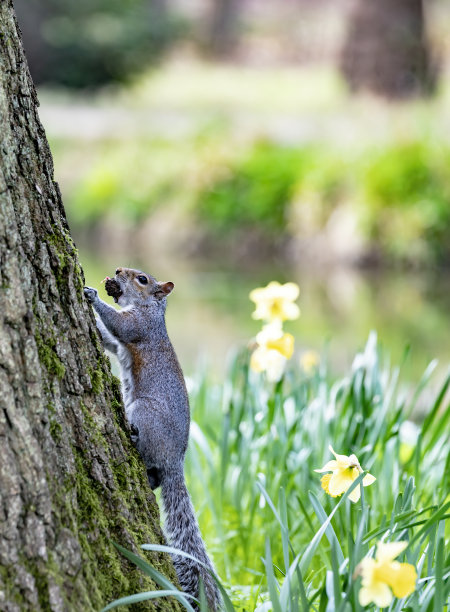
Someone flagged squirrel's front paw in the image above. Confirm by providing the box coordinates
[84,287,98,303]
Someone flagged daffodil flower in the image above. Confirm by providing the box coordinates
[357,541,417,607]
[250,324,295,382]
[315,446,376,503]
[300,350,320,374]
[249,281,300,323]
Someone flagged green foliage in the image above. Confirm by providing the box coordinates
[360,142,450,260]
[195,139,450,262]
[196,143,307,236]
[105,334,449,610]
[62,134,450,264]
[185,333,449,606]
[68,139,187,225]
[15,0,183,88]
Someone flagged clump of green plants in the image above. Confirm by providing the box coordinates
[62,135,450,265]
[102,331,449,610]
[196,142,308,238]
[359,141,450,261]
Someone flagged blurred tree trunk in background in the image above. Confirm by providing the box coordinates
[340,0,436,98]
[208,0,240,57]
[13,0,177,88]
[0,2,180,610]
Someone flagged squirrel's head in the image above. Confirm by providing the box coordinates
[105,267,174,310]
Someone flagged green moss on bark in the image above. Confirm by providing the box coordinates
[36,331,66,379]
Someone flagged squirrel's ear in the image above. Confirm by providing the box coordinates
[155,281,174,298]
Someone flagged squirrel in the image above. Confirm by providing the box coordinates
[84,267,221,611]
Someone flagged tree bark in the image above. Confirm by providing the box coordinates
[0,3,181,610]
[340,0,436,98]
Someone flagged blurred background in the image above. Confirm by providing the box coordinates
[15,0,450,377]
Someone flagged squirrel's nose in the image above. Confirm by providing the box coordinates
[115,268,122,275]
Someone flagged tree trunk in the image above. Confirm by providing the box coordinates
[208,0,240,58]
[0,3,181,610]
[340,0,436,98]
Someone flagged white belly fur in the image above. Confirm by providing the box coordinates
[116,343,135,417]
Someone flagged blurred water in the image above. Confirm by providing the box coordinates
[79,246,450,381]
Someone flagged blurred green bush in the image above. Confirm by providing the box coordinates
[15,0,183,88]
[196,143,307,237]
[361,143,450,261]
[62,135,450,265]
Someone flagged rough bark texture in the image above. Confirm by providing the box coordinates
[340,0,436,98]
[0,3,181,610]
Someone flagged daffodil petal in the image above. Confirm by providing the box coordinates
[361,581,393,608]
[280,302,300,321]
[266,281,282,292]
[278,282,300,300]
[250,347,266,372]
[347,484,362,503]
[256,322,283,343]
[389,563,417,598]
[327,470,355,496]
[328,446,352,467]
[376,541,408,563]
[358,586,374,607]
[314,460,339,473]
[363,473,376,487]
[264,351,286,382]
[358,557,376,580]
[249,287,267,303]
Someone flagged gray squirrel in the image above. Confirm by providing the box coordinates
[84,267,221,611]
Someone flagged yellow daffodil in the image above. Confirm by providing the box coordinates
[300,350,320,374]
[250,324,295,382]
[315,446,376,503]
[250,346,287,382]
[249,281,300,323]
[358,541,417,607]
[256,325,295,360]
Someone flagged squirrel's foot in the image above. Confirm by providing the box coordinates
[147,467,161,490]
[130,423,139,446]
[84,287,98,303]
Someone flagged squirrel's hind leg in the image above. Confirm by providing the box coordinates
[147,467,162,490]
[128,397,186,488]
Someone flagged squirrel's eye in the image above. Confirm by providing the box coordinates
[137,275,148,285]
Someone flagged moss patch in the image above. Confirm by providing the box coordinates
[49,419,62,442]
[36,331,66,379]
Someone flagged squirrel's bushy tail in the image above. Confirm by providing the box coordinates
[160,468,221,611]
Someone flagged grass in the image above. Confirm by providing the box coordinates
[103,332,449,610]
